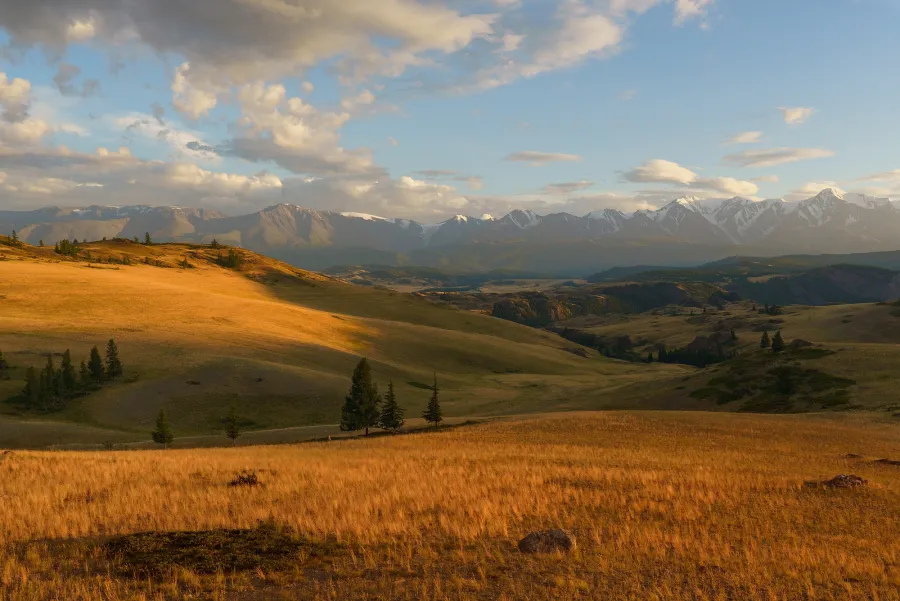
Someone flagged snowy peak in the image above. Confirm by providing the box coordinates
[503,209,541,229]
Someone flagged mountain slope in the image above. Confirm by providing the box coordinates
[4,189,900,273]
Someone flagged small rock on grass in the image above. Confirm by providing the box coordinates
[822,474,867,488]
[518,529,576,554]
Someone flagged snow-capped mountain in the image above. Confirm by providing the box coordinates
[3,189,900,271]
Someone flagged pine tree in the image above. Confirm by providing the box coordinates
[60,349,77,398]
[340,358,382,435]
[224,403,241,446]
[152,409,174,449]
[133,236,139,243]
[144,232,152,245]
[0,350,8,373]
[23,366,40,409]
[39,239,44,247]
[43,353,56,401]
[79,360,90,386]
[210,238,220,249]
[422,373,443,427]
[105,339,123,379]
[378,381,405,433]
[646,351,654,363]
[88,346,105,383]
[760,330,770,349]
[10,230,18,245]
[771,330,785,354]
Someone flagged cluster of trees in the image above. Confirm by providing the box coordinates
[4,230,22,247]
[341,358,442,436]
[55,239,80,257]
[216,249,244,269]
[653,344,736,368]
[757,304,783,316]
[760,330,785,353]
[17,340,123,412]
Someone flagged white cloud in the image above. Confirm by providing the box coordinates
[544,181,595,195]
[751,175,780,183]
[674,0,715,25]
[0,72,32,122]
[724,147,835,168]
[623,159,757,197]
[779,106,815,125]
[618,89,637,101]
[65,18,96,42]
[117,113,218,161]
[505,150,582,166]
[387,136,399,147]
[171,63,220,119]
[164,163,282,195]
[227,82,380,177]
[859,169,900,183]
[726,131,762,145]
[301,81,315,94]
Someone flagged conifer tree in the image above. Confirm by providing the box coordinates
[760,330,770,349]
[771,330,785,354]
[340,358,382,435]
[24,366,40,409]
[133,236,139,243]
[422,373,443,427]
[60,349,77,397]
[88,346,105,383]
[42,354,56,402]
[10,230,18,245]
[646,351,654,363]
[152,409,174,449]
[224,403,241,446]
[39,240,44,247]
[105,339,123,379]
[144,232,152,245]
[378,381,405,433]
[0,350,8,374]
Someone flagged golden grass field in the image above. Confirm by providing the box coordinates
[1,411,899,600]
[0,240,682,447]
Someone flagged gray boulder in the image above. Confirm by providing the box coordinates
[518,529,577,554]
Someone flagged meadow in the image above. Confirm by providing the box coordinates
[1,411,898,600]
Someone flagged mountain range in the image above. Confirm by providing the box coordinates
[3,189,900,274]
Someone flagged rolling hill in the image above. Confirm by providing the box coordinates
[0,237,679,447]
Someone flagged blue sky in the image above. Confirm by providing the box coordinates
[0,0,898,220]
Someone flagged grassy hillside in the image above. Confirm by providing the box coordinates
[565,301,900,413]
[0,238,679,447]
[3,411,899,600]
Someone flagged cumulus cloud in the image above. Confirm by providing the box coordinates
[779,106,815,125]
[623,159,757,197]
[223,82,380,177]
[171,62,220,119]
[505,150,582,166]
[0,72,32,122]
[726,131,762,145]
[723,147,835,168]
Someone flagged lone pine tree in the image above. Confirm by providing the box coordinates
[152,409,174,449]
[422,373,443,427]
[224,403,241,446]
[760,330,770,349]
[378,381,405,433]
[340,358,382,436]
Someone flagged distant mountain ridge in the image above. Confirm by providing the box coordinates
[3,189,900,273]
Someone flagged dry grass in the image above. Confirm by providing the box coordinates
[2,411,898,600]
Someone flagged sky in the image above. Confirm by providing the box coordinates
[0,0,899,222]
